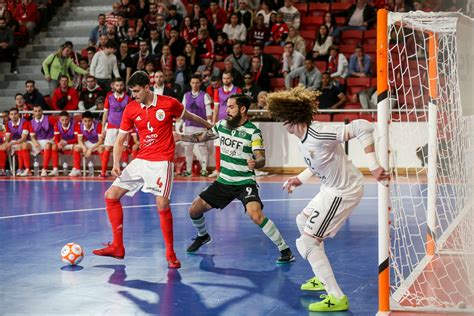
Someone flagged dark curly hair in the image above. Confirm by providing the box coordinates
[266,86,320,126]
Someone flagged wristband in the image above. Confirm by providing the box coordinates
[296,168,314,183]
[366,152,381,171]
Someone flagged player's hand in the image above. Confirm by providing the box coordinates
[85,149,92,157]
[111,165,121,177]
[282,177,303,193]
[81,146,87,154]
[371,166,390,186]
[247,159,256,170]
[6,142,11,150]
[33,142,40,149]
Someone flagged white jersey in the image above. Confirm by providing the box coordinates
[300,121,368,196]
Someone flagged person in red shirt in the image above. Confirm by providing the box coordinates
[0,108,30,175]
[92,71,212,269]
[270,12,289,45]
[13,0,38,43]
[69,111,104,177]
[205,1,227,32]
[22,105,58,176]
[51,75,79,111]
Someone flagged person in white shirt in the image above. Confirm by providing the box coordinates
[90,40,121,92]
[312,24,333,61]
[282,41,304,77]
[222,13,247,44]
[266,86,389,312]
[327,46,349,79]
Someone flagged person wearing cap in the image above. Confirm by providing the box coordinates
[236,0,253,29]
[284,53,322,91]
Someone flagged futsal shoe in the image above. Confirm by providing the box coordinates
[182,171,191,177]
[40,169,48,177]
[308,294,349,312]
[92,242,125,259]
[276,248,295,264]
[166,254,181,269]
[69,169,81,177]
[208,170,219,178]
[48,168,59,176]
[200,170,208,177]
[300,276,325,291]
[186,233,211,252]
[20,169,32,176]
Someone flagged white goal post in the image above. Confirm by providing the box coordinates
[377,9,474,314]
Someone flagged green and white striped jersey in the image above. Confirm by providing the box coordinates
[212,120,265,185]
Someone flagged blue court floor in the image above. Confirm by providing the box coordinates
[0,178,381,316]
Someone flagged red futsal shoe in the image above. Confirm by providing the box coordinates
[167,254,181,269]
[92,242,125,259]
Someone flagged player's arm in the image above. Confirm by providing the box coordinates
[77,134,86,151]
[248,149,265,170]
[342,119,389,183]
[181,110,212,129]
[174,128,218,143]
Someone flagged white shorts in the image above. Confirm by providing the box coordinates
[112,158,174,198]
[104,128,119,147]
[29,139,55,156]
[301,186,364,239]
[60,144,74,151]
[84,141,100,151]
[104,128,129,147]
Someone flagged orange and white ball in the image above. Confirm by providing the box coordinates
[61,243,84,265]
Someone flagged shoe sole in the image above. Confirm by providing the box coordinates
[92,251,125,259]
[276,256,296,264]
[300,286,326,291]
[186,238,212,253]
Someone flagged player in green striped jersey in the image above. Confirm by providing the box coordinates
[175,94,295,264]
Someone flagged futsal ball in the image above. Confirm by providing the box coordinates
[61,243,84,265]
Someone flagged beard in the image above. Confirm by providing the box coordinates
[226,112,242,128]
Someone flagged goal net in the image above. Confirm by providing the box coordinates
[377,10,474,313]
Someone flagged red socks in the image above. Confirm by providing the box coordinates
[18,150,24,170]
[0,150,6,169]
[73,150,81,170]
[132,149,138,160]
[43,149,51,169]
[121,150,129,164]
[215,146,220,172]
[158,208,176,259]
[101,150,111,174]
[22,149,30,169]
[51,149,58,168]
[105,198,124,248]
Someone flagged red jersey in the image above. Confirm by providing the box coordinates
[119,93,184,161]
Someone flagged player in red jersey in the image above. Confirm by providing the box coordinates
[92,71,212,269]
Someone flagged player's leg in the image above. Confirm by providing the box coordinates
[156,195,181,269]
[241,185,294,263]
[131,143,138,160]
[93,159,144,258]
[102,129,118,177]
[92,185,129,258]
[0,144,7,175]
[209,140,220,177]
[20,142,32,176]
[69,144,82,177]
[48,142,59,176]
[41,141,52,176]
[187,181,234,253]
[296,234,349,311]
[186,196,213,252]
[141,160,181,268]
[15,144,24,174]
[182,141,193,177]
[195,141,208,177]
[297,189,362,311]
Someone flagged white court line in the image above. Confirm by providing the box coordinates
[0,197,382,220]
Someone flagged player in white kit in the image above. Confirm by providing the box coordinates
[266,87,389,312]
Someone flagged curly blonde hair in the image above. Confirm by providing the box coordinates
[266,86,320,125]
